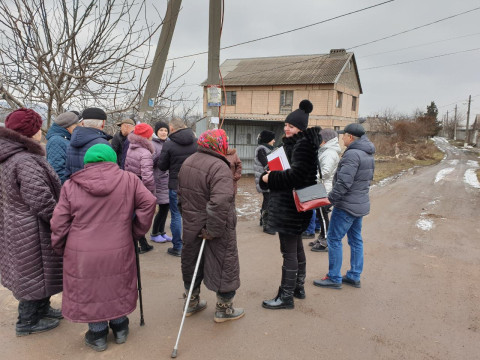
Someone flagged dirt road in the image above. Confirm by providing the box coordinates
[1,138,479,359]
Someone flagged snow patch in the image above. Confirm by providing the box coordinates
[448,159,459,166]
[434,168,454,183]
[464,169,480,189]
[466,160,479,168]
[416,218,434,231]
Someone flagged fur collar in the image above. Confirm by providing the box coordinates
[127,132,155,153]
[0,127,45,156]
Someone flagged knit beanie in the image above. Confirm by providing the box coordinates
[54,112,80,128]
[5,108,43,138]
[285,100,313,131]
[154,121,170,135]
[258,130,275,144]
[84,144,117,165]
[81,107,107,121]
[320,129,337,144]
[134,123,154,138]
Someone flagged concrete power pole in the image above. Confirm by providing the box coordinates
[464,95,471,147]
[138,0,182,121]
[206,0,222,129]
[454,105,457,140]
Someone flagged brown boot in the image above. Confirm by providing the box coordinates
[214,295,245,323]
[184,287,207,317]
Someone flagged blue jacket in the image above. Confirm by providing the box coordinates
[46,123,71,184]
[329,135,375,217]
[65,127,112,179]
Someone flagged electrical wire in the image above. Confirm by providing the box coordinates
[167,0,396,61]
[361,47,480,70]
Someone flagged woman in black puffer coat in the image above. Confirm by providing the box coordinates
[260,100,321,310]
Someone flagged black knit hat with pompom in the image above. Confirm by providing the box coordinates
[285,100,313,131]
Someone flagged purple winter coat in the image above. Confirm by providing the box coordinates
[50,162,156,322]
[152,137,169,205]
[124,133,156,194]
[0,127,63,301]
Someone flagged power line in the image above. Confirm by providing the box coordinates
[347,6,480,50]
[438,94,480,109]
[359,32,480,58]
[167,0,396,61]
[361,47,480,70]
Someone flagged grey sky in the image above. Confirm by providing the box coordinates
[159,0,480,122]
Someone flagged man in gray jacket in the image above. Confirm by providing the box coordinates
[313,123,375,289]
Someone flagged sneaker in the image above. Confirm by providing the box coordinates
[309,239,320,247]
[151,234,167,243]
[313,276,342,289]
[161,233,173,242]
[342,275,361,288]
[167,247,182,257]
[311,242,328,252]
[301,232,315,239]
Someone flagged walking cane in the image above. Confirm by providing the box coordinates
[133,238,145,326]
[171,238,206,358]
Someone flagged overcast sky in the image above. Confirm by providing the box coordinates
[158,0,480,123]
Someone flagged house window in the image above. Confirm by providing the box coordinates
[336,91,343,108]
[280,90,293,114]
[334,126,340,131]
[352,96,357,111]
[222,91,236,106]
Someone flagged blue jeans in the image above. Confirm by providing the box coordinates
[326,207,364,283]
[169,190,182,250]
[306,210,316,234]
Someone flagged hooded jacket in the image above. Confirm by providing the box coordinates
[124,133,156,194]
[46,123,71,184]
[50,162,156,322]
[178,147,240,293]
[328,135,375,217]
[152,137,169,204]
[65,126,112,179]
[317,136,342,193]
[260,127,321,235]
[0,127,63,301]
[158,127,197,190]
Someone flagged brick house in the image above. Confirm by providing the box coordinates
[202,49,362,173]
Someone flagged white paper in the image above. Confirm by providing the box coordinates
[266,146,291,170]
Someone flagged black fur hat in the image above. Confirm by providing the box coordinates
[285,100,313,131]
[258,130,275,144]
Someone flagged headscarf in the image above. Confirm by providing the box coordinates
[197,129,229,156]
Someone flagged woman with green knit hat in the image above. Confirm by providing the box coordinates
[51,143,156,352]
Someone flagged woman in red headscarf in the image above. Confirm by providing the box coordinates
[177,129,244,323]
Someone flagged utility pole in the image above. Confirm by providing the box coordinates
[206,0,222,129]
[138,0,182,121]
[464,95,471,147]
[445,110,448,138]
[454,105,457,140]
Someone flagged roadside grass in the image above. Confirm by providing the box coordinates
[372,139,444,184]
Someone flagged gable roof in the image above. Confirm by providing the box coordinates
[205,50,362,93]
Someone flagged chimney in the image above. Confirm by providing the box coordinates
[330,49,346,56]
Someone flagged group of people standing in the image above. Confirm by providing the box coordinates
[0,98,375,352]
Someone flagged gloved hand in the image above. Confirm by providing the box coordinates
[198,227,214,240]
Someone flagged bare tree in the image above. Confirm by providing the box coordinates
[0,0,166,127]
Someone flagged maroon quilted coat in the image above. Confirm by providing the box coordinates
[178,147,240,293]
[50,162,156,322]
[124,133,156,194]
[0,127,63,301]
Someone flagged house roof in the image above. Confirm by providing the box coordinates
[203,50,362,93]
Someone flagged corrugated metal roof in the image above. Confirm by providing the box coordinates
[212,52,354,86]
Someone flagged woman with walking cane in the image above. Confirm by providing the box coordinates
[177,129,244,323]
[260,100,321,310]
[51,144,156,352]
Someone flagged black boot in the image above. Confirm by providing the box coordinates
[294,261,306,299]
[85,328,109,352]
[184,287,207,317]
[138,236,153,254]
[38,298,63,319]
[262,267,296,310]
[110,317,129,344]
[16,318,60,336]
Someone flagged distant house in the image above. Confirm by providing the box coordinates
[202,49,362,173]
